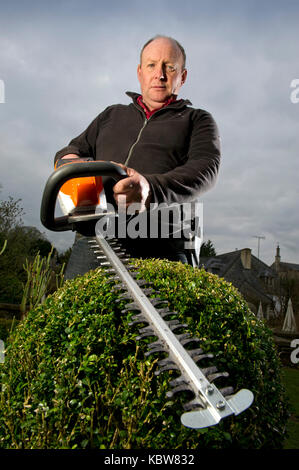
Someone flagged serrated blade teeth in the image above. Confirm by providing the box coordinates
[165,319,180,327]
[117,292,133,300]
[166,384,193,398]
[128,314,148,326]
[136,326,156,340]
[154,362,179,375]
[207,371,229,382]
[150,298,169,308]
[145,288,156,295]
[91,233,254,429]
[157,357,172,367]
[121,302,141,312]
[111,247,125,253]
[118,257,131,263]
[188,348,204,358]
[219,386,234,397]
[135,279,152,287]
[176,333,202,346]
[183,398,205,411]
[111,283,126,292]
[98,260,111,266]
[106,239,119,245]
[168,322,188,332]
[88,243,100,250]
[128,271,138,278]
[201,366,218,377]
[180,336,201,346]
[126,265,138,271]
[169,375,187,388]
[144,341,166,356]
[193,353,214,362]
[157,308,178,319]
[96,254,106,260]
[175,332,191,342]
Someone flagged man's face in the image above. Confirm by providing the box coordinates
[137,38,187,110]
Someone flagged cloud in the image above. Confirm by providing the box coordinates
[0,0,298,266]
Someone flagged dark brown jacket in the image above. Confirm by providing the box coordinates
[54,92,221,206]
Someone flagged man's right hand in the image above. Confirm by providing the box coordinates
[55,154,90,169]
[61,154,80,160]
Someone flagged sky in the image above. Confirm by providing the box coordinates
[0,0,298,266]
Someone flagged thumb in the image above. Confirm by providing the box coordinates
[111,161,128,174]
[113,175,134,193]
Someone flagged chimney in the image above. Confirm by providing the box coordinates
[241,248,251,269]
[275,244,281,271]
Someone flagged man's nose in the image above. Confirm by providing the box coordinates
[155,65,166,81]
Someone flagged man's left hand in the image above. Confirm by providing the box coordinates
[112,162,151,212]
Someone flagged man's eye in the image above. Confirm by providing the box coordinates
[167,65,175,72]
[147,63,155,68]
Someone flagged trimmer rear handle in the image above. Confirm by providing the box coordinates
[40,161,127,232]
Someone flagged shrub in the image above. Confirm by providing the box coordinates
[0,318,18,343]
[0,259,289,449]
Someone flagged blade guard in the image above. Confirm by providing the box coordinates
[181,389,254,429]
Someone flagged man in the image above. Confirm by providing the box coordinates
[55,35,221,278]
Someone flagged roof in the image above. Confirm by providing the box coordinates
[200,249,277,305]
[278,261,299,272]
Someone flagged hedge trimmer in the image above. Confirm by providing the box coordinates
[40,160,254,429]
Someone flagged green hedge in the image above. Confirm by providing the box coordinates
[0,318,18,343]
[0,259,289,449]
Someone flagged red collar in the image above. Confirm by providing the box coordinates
[137,95,177,119]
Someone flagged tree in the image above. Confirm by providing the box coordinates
[200,239,216,257]
[0,196,58,303]
[0,196,24,235]
[0,197,26,302]
[279,273,299,316]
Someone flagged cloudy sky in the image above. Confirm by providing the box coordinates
[0,0,298,266]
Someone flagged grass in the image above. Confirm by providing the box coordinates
[282,366,299,449]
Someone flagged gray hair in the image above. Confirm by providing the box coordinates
[140,35,186,70]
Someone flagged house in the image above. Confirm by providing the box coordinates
[271,244,299,280]
[199,248,279,316]
[270,245,299,316]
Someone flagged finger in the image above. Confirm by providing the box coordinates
[110,161,128,172]
[113,177,135,194]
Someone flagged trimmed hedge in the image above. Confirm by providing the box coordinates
[0,318,18,343]
[0,259,289,449]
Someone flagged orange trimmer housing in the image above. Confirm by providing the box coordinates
[55,158,107,215]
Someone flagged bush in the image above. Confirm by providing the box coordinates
[0,259,289,449]
[0,318,18,343]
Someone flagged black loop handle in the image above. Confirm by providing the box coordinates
[40,161,127,232]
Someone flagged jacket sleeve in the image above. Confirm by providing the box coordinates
[145,110,221,205]
[54,114,101,165]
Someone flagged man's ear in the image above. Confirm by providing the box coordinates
[181,68,187,86]
[137,64,141,81]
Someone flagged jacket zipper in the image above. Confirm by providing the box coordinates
[124,117,148,166]
[124,100,186,167]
